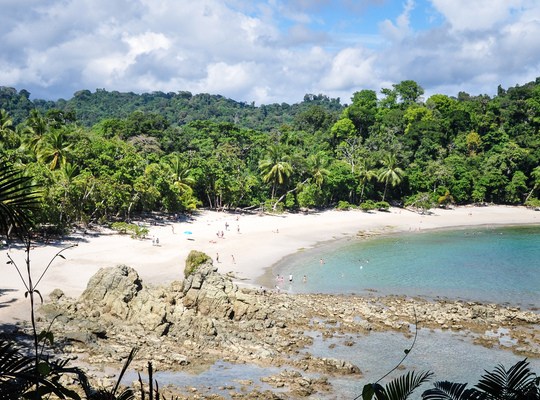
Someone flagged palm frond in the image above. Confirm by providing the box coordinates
[0,340,86,399]
[423,381,484,400]
[0,162,41,236]
[476,359,536,400]
[384,371,433,400]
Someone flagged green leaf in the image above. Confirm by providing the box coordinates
[37,361,51,376]
[362,383,376,400]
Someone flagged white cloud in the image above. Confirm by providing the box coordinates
[321,47,378,91]
[379,0,415,41]
[1,0,540,105]
[430,0,525,32]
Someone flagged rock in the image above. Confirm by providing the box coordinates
[80,265,142,319]
[49,288,65,301]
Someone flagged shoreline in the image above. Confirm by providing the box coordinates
[1,205,539,324]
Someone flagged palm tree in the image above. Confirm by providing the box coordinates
[23,109,49,154]
[357,158,376,202]
[0,339,86,399]
[377,153,404,201]
[422,359,539,400]
[359,371,433,400]
[306,151,330,187]
[0,162,41,238]
[38,130,72,170]
[164,154,195,192]
[258,144,293,199]
[0,109,14,149]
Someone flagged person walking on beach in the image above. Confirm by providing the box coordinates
[231,254,236,264]
[216,253,220,263]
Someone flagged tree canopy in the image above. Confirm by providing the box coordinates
[1,77,540,231]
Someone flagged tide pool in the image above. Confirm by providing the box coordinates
[273,225,540,308]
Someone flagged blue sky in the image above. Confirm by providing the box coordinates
[1,0,540,104]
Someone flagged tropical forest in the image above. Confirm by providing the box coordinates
[1,78,540,234]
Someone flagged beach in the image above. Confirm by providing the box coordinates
[1,205,538,324]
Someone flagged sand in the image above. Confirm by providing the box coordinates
[1,205,538,324]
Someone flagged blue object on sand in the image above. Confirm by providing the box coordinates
[184,231,192,235]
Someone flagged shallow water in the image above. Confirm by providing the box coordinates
[129,225,540,398]
[272,225,540,308]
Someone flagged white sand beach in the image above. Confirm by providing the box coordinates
[1,205,538,324]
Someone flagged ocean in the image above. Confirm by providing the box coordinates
[272,224,540,308]
[137,224,540,398]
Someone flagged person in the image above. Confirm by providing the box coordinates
[289,274,293,283]
[225,222,229,231]
[237,225,240,234]
[320,258,324,265]
[231,254,236,264]
[155,237,159,246]
[302,275,307,283]
[216,253,220,263]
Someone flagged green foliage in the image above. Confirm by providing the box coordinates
[337,200,355,210]
[375,201,390,211]
[0,161,41,237]
[2,77,540,231]
[525,197,540,208]
[184,250,211,278]
[110,222,149,239]
[0,339,85,399]
[360,200,377,212]
[406,192,436,214]
[422,359,539,400]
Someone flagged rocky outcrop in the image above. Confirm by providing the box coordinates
[38,258,540,399]
[66,260,269,339]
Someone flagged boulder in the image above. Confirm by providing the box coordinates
[80,265,142,320]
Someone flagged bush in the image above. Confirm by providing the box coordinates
[110,222,149,239]
[525,197,540,209]
[336,200,354,210]
[360,200,376,212]
[184,250,211,278]
[375,201,390,211]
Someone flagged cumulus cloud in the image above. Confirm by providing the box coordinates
[1,0,540,104]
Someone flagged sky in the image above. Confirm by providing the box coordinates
[1,0,540,105]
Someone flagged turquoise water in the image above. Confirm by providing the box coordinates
[126,225,540,398]
[273,225,540,308]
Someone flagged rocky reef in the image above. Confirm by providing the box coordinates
[36,256,540,398]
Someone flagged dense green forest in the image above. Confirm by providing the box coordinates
[1,78,540,232]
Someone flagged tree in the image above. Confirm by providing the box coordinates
[38,130,73,170]
[0,109,16,150]
[377,153,405,201]
[345,89,378,137]
[258,145,293,199]
[525,165,540,202]
[23,109,49,154]
[356,158,377,202]
[0,162,41,238]
[306,151,330,187]
[423,359,539,400]
[393,80,425,106]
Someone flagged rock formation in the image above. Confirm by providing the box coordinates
[37,254,539,399]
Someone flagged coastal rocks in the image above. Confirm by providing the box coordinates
[80,264,142,320]
[37,259,540,399]
[261,370,332,397]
